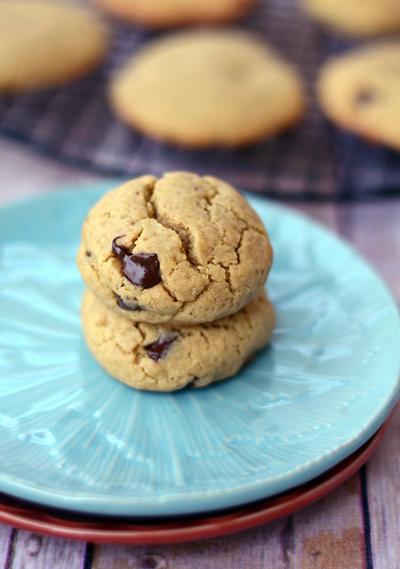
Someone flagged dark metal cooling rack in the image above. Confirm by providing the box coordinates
[1,0,399,200]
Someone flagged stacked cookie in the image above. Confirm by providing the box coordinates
[77,171,274,391]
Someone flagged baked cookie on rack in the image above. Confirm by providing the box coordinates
[95,0,255,28]
[0,0,108,93]
[109,29,305,148]
[77,172,273,324]
[301,0,400,37]
[318,42,400,151]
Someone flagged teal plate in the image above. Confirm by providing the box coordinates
[0,183,399,517]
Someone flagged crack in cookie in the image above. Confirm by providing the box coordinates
[77,172,272,324]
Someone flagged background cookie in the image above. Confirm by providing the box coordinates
[95,0,255,28]
[0,0,108,93]
[301,0,400,37]
[109,29,305,148]
[77,172,273,324]
[318,43,400,152]
[82,288,275,392]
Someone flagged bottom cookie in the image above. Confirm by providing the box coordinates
[81,289,275,392]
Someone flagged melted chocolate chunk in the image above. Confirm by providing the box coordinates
[145,337,176,362]
[85,251,92,257]
[356,89,375,106]
[112,235,128,261]
[116,295,143,311]
[112,236,161,289]
[124,253,161,288]
[186,377,201,389]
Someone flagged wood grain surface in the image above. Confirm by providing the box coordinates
[0,139,398,569]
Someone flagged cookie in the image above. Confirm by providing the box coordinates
[301,0,400,37]
[95,0,255,28]
[82,288,275,391]
[318,42,400,151]
[0,0,108,94]
[109,30,305,148]
[77,172,273,324]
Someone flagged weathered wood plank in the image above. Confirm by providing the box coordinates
[0,524,14,568]
[91,475,366,569]
[92,518,291,569]
[289,474,366,569]
[9,531,86,569]
[0,139,102,206]
[362,404,400,569]
[336,200,400,566]
[336,200,400,303]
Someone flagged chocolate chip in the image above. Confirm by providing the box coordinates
[112,236,161,289]
[356,90,375,106]
[116,295,143,311]
[244,353,256,365]
[85,251,92,257]
[112,235,127,261]
[186,376,201,389]
[145,337,176,362]
[124,254,161,288]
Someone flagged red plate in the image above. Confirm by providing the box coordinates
[0,413,392,544]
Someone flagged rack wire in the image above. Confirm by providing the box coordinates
[0,0,399,199]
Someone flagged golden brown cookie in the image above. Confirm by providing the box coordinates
[77,172,273,324]
[82,288,275,391]
[318,42,400,151]
[109,29,305,148]
[301,0,400,37]
[0,0,108,94]
[95,0,255,28]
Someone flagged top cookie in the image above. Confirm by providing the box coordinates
[301,0,400,37]
[77,172,273,324]
[95,0,255,28]
[318,42,400,151]
[109,30,305,148]
[0,0,108,94]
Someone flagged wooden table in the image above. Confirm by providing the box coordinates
[0,138,399,569]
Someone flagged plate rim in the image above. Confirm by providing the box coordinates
[0,411,392,544]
